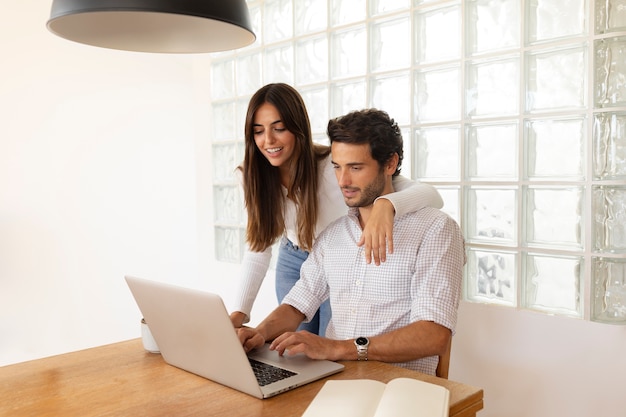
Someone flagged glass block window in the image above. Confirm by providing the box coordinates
[209,0,626,324]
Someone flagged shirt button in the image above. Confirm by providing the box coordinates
[355,279,361,286]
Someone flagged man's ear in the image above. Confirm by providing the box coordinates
[385,153,399,174]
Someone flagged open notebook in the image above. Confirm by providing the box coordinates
[125,275,344,399]
[303,378,450,417]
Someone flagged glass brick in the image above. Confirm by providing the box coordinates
[330,0,366,26]
[415,67,460,122]
[466,57,519,117]
[527,46,587,112]
[263,0,293,43]
[400,127,412,176]
[466,123,518,180]
[525,117,585,180]
[212,144,239,182]
[592,257,626,324]
[593,112,626,180]
[466,187,517,245]
[330,79,367,119]
[594,37,626,108]
[213,185,242,224]
[466,0,520,55]
[235,98,250,140]
[296,35,328,85]
[330,26,367,79]
[236,53,262,96]
[215,226,245,263]
[237,141,245,165]
[210,60,235,100]
[524,186,584,249]
[526,0,586,44]
[211,102,237,142]
[593,186,626,253]
[370,0,409,16]
[414,126,460,180]
[263,43,294,85]
[437,187,460,224]
[522,253,583,317]
[313,132,330,147]
[295,0,327,35]
[370,73,411,125]
[595,0,626,34]
[370,16,411,72]
[415,4,461,64]
[466,248,517,305]
[300,87,329,135]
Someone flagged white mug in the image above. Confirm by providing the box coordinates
[141,318,160,353]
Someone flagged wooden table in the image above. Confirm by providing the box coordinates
[0,339,483,416]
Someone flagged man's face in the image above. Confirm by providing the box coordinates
[331,142,386,208]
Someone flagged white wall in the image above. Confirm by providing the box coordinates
[2,3,625,417]
[452,302,626,417]
[0,3,277,368]
[0,2,204,364]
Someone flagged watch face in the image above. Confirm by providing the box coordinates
[356,337,368,346]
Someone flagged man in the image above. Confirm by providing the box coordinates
[237,109,465,375]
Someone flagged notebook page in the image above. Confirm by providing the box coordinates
[373,378,450,417]
[302,380,386,417]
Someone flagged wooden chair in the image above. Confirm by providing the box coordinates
[436,337,452,379]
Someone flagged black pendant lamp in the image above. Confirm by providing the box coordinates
[47,0,256,53]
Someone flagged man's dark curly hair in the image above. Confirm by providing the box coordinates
[326,108,403,177]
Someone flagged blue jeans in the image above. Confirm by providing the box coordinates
[275,237,330,336]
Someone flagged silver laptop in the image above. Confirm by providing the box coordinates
[125,275,344,399]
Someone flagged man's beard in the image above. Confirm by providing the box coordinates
[342,171,386,208]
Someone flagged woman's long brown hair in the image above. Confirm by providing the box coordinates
[239,83,330,252]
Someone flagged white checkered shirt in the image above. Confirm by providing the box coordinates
[282,206,465,375]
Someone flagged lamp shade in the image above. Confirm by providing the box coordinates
[47,0,256,53]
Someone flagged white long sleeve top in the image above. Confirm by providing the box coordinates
[233,154,443,321]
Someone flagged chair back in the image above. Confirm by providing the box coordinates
[436,338,452,379]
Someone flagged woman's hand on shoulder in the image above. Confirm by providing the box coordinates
[358,198,394,265]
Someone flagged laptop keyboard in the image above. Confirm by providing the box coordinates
[248,358,297,387]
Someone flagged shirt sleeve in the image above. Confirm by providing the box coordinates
[380,176,444,217]
[411,214,465,332]
[282,232,330,323]
[232,246,273,323]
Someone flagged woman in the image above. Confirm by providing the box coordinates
[229,83,443,335]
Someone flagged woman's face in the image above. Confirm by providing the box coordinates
[252,102,297,169]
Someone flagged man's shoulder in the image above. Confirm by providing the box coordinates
[399,206,459,229]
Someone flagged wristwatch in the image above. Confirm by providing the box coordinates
[354,337,369,361]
